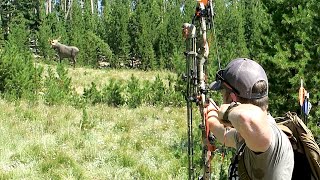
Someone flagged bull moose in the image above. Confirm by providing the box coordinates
[49,37,79,68]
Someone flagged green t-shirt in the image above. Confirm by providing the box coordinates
[233,115,294,180]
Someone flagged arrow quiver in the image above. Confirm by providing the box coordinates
[182,1,216,179]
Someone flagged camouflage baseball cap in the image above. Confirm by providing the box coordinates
[209,58,268,99]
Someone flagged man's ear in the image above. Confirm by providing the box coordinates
[230,92,237,102]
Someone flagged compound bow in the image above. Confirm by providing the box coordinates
[182,0,216,179]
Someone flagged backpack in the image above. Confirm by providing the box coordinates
[276,112,320,180]
[230,111,320,180]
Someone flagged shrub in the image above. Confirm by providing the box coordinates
[78,31,113,67]
[82,82,102,104]
[101,78,124,107]
[0,45,42,101]
[141,80,153,105]
[126,75,143,108]
[43,64,72,105]
[163,74,184,106]
[150,75,166,106]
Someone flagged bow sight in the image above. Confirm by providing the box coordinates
[194,0,215,30]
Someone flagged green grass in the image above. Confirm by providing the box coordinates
[0,63,229,179]
[0,99,191,179]
[0,99,230,179]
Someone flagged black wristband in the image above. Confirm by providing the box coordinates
[222,102,239,123]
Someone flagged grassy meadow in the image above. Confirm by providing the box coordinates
[0,65,229,179]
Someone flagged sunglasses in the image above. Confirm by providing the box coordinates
[215,70,240,95]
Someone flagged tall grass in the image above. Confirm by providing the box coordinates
[0,100,229,179]
[67,67,177,95]
[0,63,231,179]
[0,99,191,179]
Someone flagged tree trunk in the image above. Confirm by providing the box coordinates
[45,0,52,14]
[45,0,48,15]
[91,0,94,14]
[65,0,73,20]
[60,0,66,12]
[49,0,51,13]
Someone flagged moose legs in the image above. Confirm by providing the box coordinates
[71,49,77,68]
[72,57,76,68]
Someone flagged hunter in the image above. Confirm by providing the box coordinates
[206,58,294,179]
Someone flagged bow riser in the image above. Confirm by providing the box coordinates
[183,0,216,179]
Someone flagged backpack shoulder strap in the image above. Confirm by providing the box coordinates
[237,143,251,180]
[229,142,251,180]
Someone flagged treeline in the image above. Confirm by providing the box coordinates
[0,0,190,70]
[0,0,320,124]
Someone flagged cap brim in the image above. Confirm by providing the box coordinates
[209,80,222,91]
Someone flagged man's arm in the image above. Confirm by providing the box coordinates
[224,104,272,152]
[207,103,237,148]
[207,102,272,152]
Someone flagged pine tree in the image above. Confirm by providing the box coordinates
[129,0,157,70]
[108,0,131,61]
[256,0,319,116]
